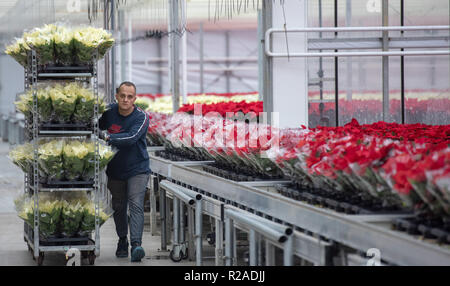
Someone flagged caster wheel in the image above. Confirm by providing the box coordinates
[37,252,44,266]
[206,232,215,245]
[88,253,96,265]
[169,249,182,262]
[182,248,189,260]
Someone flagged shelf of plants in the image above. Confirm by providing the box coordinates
[146,107,450,265]
[7,24,115,266]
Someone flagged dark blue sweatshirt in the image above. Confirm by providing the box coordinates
[99,103,150,180]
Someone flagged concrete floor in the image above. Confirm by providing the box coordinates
[0,141,217,266]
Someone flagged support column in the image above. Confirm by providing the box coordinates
[128,13,133,82]
[157,37,163,94]
[345,0,353,101]
[181,0,188,104]
[199,23,205,93]
[215,219,224,266]
[169,0,181,113]
[119,9,126,84]
[261,2,273,122]
[382,0,389,122]
[225,31,231,93]
[104,0,111,103]
[110,0,116,98]
[270,0,309,128]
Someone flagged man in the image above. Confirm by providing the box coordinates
[99,81,150,262]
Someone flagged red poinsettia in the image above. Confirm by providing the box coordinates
[177,101,263,118]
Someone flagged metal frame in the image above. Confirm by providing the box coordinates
[169,0,180,113]
[160,180,203,265]
[24,49,103,264]
[150,156,332,266]
[149,153,450,266]
[224,205,293,266]
[265,26,450,57]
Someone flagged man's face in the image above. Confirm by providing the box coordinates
[115,85,136,112]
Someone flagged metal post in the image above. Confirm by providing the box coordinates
[173,197,180,252]
[283,233,294,266]
[127,12,133,82]
[257,233,262,265]
[334,0,339,126]
[345,0,352,101]
[150,176,158,235]
[258,10,264,101]
[199,22,205,93]
[265,240,275,266]
[31,50,39,259]
[400,0,405,124]
[93,50,100,257]
[159,179,167,250]
[181,0,188,104]
[188,206,195,261]
[233,227,237,265]
[225,217,234,266]
[169,0,180,113]
[166,197,172,245]
[382,0,389,122]
[225,31,231,93]
[249,229,257,266]
[318,0,324,120]
[104,0,110,103]
[179,201,185,243]
[157,38,163,94]
[195,198,203,266]
[110,0,116,99]
[119,9,126,84]
[261,0,273,123]
[215,219,224,266]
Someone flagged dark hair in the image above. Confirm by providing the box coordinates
[116,81,137,93]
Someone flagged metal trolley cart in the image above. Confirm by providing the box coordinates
[22,49,102,266]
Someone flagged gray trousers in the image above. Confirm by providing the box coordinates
[107,173,149,245]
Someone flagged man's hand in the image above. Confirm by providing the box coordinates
[99,130,110,142]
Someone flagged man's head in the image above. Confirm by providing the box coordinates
[115,81,137,114]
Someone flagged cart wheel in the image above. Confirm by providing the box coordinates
[206,232,215,245]
[37,252,44,266]
[169,249,183,262]
[182,248,189,260]
[88,252,96,265]
[81,251,88,259]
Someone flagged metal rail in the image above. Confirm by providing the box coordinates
[266,25,450,57]
[160,180,203,265]
[224,206,293,266]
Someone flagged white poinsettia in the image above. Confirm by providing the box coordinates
[6,23,115,66]
[8,143,33,173]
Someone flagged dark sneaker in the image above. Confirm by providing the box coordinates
[130,244,145,262]
[116,238,129,258]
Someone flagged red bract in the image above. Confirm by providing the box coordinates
[177,101,263,118]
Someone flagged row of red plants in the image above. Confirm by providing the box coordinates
[271,119,449,215]
[147,111,449,218]
[177,101,263,118]
[138,92,258,100]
